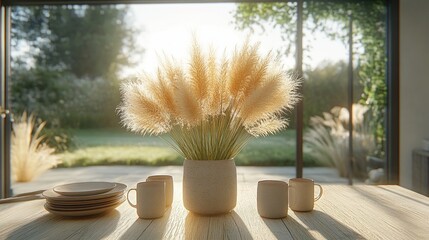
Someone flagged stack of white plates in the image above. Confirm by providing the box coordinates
[42,182,127,217]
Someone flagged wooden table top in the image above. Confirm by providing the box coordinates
[1,183,428,240]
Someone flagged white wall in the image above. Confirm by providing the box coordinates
[399,0,429,188]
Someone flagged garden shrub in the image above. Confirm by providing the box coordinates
[12,112,60,182]
[304,104,376,179]
[11,67,121,129]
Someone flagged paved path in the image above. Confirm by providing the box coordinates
[12,166,348,195]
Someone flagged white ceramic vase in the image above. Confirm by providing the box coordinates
[183,159,237,215]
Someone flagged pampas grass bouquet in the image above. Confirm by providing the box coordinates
[119,39,299,160]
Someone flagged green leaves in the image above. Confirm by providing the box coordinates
[12,5,138,79]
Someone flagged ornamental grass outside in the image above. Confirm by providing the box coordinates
[119,39,299,215]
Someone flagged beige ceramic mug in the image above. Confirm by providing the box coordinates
[127,181,165,219]
[257,180,288,219]
[146,175,173,207]
[288,178,323,212]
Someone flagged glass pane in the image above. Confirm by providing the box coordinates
[10,2,298,193]
[233,2,297,167]
[302,0,387,184]
[9,1,388,193]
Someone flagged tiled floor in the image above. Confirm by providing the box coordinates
[12,166,349,195]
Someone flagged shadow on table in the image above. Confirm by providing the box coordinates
[291,210,364,239]
[6,210,120,240]
[263,217,300,240]
[377,186,429,207]
[119,207,171,239]
[351,186,421,233]
[185,210,252,240]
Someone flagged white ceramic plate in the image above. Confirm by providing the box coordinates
[44,198,125,217]
[53,182,116,196]
[46,194,124,206]
[43,183,127,201]
[46,196,125,211]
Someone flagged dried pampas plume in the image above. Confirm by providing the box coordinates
[119,38,299,160]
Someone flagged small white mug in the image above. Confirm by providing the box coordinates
[257,180,288,219]
[288,178,323,212]
[127,181,165,219]
[146,175,173,207]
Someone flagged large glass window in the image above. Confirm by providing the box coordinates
[1,0,396,197]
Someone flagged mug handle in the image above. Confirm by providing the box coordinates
[127,188,137,208]
[314,184,323,202]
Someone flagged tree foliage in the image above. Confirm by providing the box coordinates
[12,5,137,78]
[11,5,137,129]
[234,0,387,156]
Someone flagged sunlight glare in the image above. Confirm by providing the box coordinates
[124,3,347,77]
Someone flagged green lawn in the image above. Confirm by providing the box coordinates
[71,129,168,147]
[58,129,320,167]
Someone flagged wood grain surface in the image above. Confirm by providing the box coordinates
[1,182,428,240]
